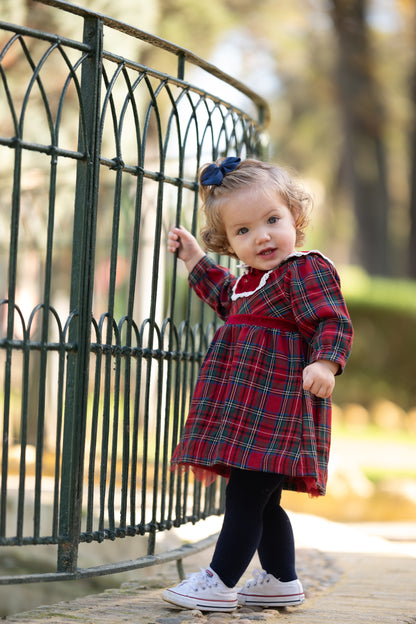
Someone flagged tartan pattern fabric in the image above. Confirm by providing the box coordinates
[171,252,353,496]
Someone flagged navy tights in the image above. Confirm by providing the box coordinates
[210,468,297,588]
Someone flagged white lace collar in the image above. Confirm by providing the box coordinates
[284,249,334,265]
[230,250,333,301]
[231,269,273,301]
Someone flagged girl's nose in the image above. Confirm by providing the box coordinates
[256,229,271,244]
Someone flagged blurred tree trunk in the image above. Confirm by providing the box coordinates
[330,0,390,276]
[408,11,416,278]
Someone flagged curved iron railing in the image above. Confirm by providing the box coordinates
[0,0,269,583]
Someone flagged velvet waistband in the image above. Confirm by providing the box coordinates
[226,314,297,332]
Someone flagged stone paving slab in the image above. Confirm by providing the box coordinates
[5,515,416,624]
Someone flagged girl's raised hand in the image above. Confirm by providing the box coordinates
[167,226,205,273]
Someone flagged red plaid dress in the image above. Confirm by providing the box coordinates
[171,251,353,496]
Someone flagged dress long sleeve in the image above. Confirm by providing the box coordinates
[286,253,353,372]
[188,255,236,321]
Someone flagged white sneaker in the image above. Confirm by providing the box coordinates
[237,569,305,607]
[162,567,238,612]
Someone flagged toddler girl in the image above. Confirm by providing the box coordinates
[163,157,353,612]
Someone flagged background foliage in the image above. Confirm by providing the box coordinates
[331,267,416,410]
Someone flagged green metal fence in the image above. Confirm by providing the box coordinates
[0,0,269,584]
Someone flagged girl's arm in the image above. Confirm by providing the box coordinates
[167,225,205,273]
[168,225,235,320]
[288,253,353,394]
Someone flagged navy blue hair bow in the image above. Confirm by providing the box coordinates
[200,156,241,186]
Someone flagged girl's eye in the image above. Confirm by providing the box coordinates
[268,216,279,224]
[237,227,248,235]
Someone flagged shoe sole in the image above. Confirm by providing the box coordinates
[237,593,305,607]
[163,590,238,612]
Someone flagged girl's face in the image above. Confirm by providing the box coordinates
[221,186,297,271]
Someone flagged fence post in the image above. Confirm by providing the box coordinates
[57,15,103,573]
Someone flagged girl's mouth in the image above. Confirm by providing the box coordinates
[258,248,276,257]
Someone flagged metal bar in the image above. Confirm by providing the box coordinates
[85,320,102,535]
[0,20,90,51]
[177,52,185,81]
[0,137,85,160]
[57,14,103,573]
[16,320,30,543]
[1,141,23,538]
[52,325,67,540]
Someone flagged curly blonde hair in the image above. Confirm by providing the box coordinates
[198,158,313,259]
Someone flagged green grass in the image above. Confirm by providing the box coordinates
[364,466,416,485]
[339,265,416,314]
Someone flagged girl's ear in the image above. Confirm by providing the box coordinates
[228,248,240,260]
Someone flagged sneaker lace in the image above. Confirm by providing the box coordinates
[184,568,219,591]
[246,569,269,587]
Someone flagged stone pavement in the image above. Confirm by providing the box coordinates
[5,514,416,624]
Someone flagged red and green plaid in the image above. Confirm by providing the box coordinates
[171,253,353,497]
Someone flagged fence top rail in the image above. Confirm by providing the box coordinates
[32,0,270,126]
